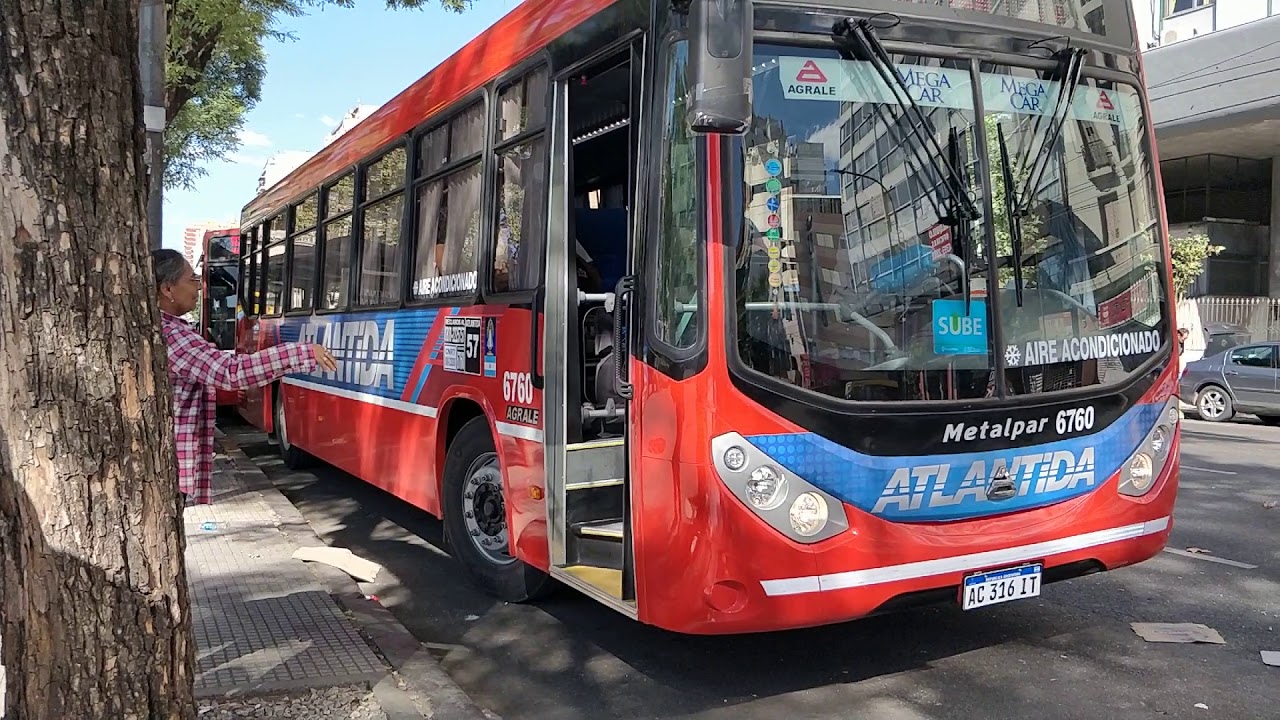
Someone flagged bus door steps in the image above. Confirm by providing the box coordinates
[565,477,624,527]
[568,518,624,569]
[565,439,625,527]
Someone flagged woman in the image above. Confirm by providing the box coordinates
[151,249,336,505]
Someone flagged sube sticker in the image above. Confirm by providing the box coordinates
[932,298,988,356]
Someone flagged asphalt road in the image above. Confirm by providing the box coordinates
[225,416,1280,720]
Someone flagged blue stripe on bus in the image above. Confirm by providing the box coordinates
[412,306,459,403]
[744,400,1166,523]
[276,307,443,401]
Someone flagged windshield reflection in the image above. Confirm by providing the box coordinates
[731,44,1167,403]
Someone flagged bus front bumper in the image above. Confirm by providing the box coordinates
[634,438,1178,635]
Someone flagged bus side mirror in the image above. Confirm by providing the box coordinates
[686,0,753,134]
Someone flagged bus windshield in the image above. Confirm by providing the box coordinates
[892,0,1120,38]
[733,43,1167,402]
[206,263,239,350]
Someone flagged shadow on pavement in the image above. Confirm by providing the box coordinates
[221,418,1280,720]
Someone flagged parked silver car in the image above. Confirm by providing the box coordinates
[1179,342,1280,425]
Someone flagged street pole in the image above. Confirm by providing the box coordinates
[139,0,166,251]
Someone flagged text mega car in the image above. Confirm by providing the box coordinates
[198,227,241,406]
[233,0,1180,633]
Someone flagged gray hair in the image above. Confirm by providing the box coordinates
[152,249,188,289]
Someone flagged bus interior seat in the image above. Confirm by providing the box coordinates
[574,207,628,292]
[574,203,627,426]
[581,304,623,432]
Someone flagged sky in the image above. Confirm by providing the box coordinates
[161,0,519,251]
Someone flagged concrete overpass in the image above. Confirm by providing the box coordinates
[1146,13,1280,160]
[1143,14,1280,297]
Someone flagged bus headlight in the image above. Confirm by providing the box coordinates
[1119,398,1179,497]
[789,493,829,536]
[723,446,748,472]
[1149,425,1168,455]
[1127,453,1153,492]
[711,432,848,544]
[747,466,787,510]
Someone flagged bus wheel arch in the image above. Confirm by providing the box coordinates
[440,413,554,603]
[437,397,485,499]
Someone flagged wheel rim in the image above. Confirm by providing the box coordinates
[1199,389,1227,419]
[276,396,291,451]
[461,452,512,565]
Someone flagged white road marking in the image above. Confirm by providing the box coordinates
[1162,548,1258,569]
[1182,465,1237,475]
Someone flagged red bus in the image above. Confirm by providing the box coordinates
[198,227,241,406]
[234,0,1180,634]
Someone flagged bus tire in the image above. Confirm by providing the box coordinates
[273,385,312,469]
[442,417,554,603]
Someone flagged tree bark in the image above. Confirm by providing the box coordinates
[0,2,195,719]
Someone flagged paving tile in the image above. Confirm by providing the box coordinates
[185,453,388,696]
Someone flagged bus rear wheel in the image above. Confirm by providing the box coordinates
[442,417,554,602]
[273,386,312,469]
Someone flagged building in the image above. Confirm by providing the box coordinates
[256,151,314,195]
[255,104,379,196]
[1137,0,1280,299]
[1145,0,1277,47]
[181,220,237,265]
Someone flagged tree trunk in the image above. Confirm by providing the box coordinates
[0,2,195,719]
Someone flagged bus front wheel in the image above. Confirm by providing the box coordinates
[442,417,554,603]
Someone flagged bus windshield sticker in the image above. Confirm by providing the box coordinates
[1005,329,1161,367]
[932,298,988,356]
[777,57,1131,127]
[443,316,483,375]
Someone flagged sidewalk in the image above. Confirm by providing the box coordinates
[187,433,493,719]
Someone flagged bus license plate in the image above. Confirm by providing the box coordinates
[961,563,1042,610]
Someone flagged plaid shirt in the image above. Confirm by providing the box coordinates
[161,311,316,504]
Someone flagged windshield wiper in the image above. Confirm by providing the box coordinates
[1003,41,1087,307]
[946,127,973,312]
[995,123,1024,307]
[832,15,980,310]
[1017,41,1087,209]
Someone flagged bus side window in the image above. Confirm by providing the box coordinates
[410,101,484,302]
[288,193,319,313]
[653,42,700,350]
[239,226,257,317]
[321,174,355,311]
[355,146,407,307]
[490,66,549,295]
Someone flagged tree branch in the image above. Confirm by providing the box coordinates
[165,3,225,120]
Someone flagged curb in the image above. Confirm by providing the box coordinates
[216,434,495,720]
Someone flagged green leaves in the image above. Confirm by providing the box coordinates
[983,114,1043,285]
[387,0,473,12]
[163,0,476,189]
[1169,233,1223,298]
